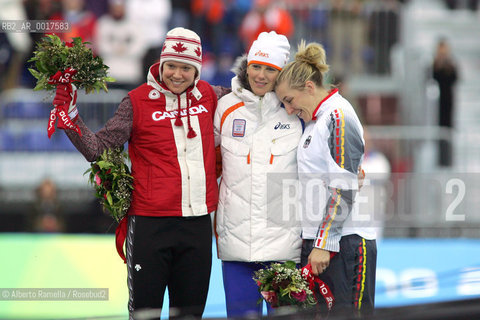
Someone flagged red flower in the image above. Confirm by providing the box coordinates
[65,42,74,48]
[94,173,102,186]
[291,290,307,302]
[279,279,290,289]
[103,179,113,191]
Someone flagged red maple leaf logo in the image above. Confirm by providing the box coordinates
[172,42,187,53]
[195,46,202,57]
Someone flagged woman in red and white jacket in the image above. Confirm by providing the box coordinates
[53,27,223,319]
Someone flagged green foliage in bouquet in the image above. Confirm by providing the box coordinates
[84,147,133,222]
[253,261,316,308]
[28,34,115,93]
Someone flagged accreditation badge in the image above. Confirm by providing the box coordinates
[232,119,246,137]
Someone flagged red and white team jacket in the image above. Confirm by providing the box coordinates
[128,62,218,217]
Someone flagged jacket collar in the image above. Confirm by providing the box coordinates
[312,89,339,120]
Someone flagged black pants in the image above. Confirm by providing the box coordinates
[127,215,212,319]
[301,235,377,318]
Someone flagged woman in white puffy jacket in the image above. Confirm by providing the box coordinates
[213,31,303,318]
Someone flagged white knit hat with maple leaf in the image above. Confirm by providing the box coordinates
[159,27,202,79]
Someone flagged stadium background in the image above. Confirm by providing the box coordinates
[1,0,480,318]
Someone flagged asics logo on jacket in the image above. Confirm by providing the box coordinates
[274,122,290,130]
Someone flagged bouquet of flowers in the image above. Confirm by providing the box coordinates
[84,147,133,222]
[28,34,114,93]
[253,261,317,308]
[28,34,115,138]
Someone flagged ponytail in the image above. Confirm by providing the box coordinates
[276,40,329,90]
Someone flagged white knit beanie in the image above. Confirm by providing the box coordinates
[247,31,290,70]
[159,27,202,79]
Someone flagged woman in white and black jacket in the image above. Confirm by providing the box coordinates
[275,40,377,318]
[213,31,303,318]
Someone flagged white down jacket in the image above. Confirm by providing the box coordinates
[214,72,303,262]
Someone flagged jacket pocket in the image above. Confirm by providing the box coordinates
[221,136,251,165]
[270,132,300,156]
[221,136,250,156]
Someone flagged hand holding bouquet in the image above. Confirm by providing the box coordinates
[30,35,131,223]
[28,34,114,137]
[253,261,317,308]
[253,261,334,311]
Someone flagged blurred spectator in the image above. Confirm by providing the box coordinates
[200,50,217,83]
[368,0,399,74]
[301,0,330,45]
[219,0,249,57]
[210,46,235,88]
[0,0,32,89]
[49,0,97,44]
[239,0,294,50]
[0,33,14,90]
[168,0,192,29]
[23,0,62,88]
[432,38,458,167]
[333,73,360,115]
[29,178,65,233]
[190,0,227,56]
[66,198,115,233]
[329,0,368,75]
[85,0,109,17]
[95,0,148,90]
[360,129,391,240]
[23,0,62,42]
[125,0,171,79]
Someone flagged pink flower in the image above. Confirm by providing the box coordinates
[256,281,262,287]
[291,290,307,302]
[261,291,278,307]
[95,173,102,186]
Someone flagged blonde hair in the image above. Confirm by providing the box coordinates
[276,40,329,90]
